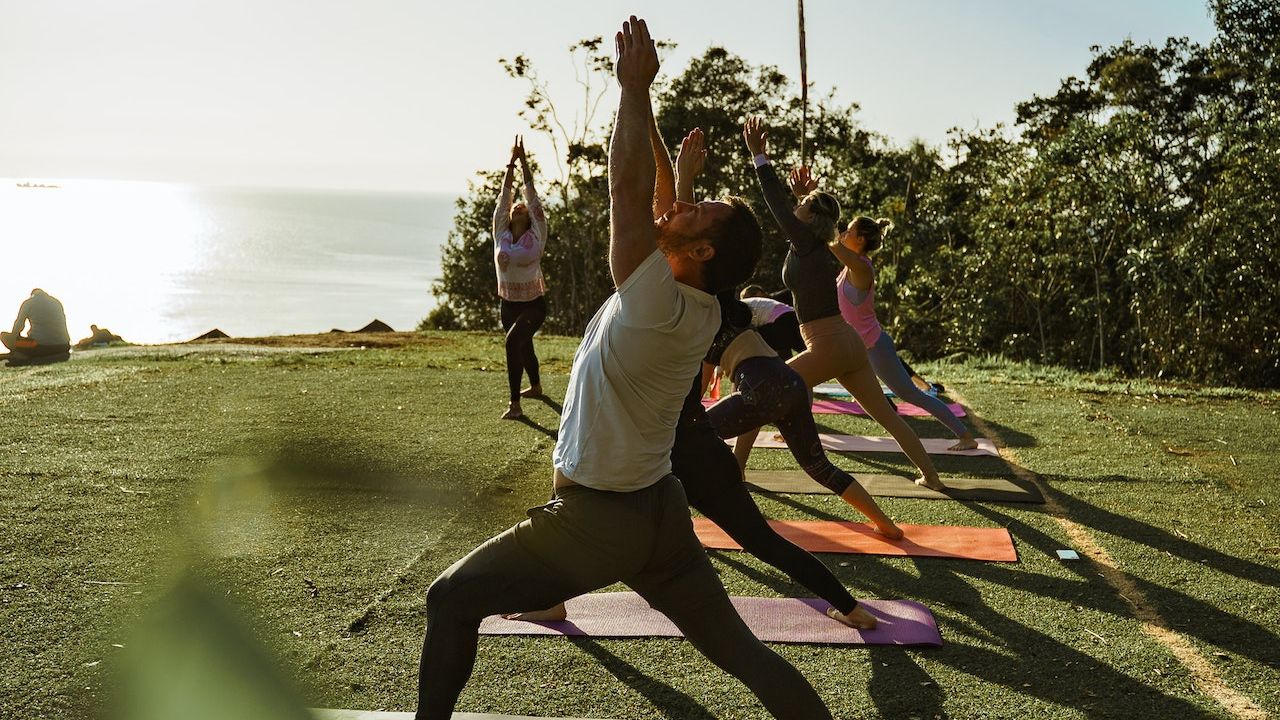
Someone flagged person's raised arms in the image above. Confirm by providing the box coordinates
[742,116,769,162]
[608,15,661,288]
[789,166,817,201]
[493,136,519,244]
[675,127,707,204]
[650,113,676,221]
[516,135,548,244]
[743,117,814,249]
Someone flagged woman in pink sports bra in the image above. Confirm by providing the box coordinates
[492,136,549,420]
[830,217,978,451]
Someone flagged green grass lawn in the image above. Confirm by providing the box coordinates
[2,332,1277,719]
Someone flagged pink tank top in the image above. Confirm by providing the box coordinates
[836,257,883,347]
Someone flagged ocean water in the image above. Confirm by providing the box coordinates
[0,180,458,344]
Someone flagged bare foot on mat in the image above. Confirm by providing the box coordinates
[874,521,904,541]
[915,474,946,491]
[504,602,567,622]
[827,605,877,630]
[948,434,978,452]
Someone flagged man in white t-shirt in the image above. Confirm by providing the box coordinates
[415,16,831,720]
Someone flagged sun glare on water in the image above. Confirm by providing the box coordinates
[0,179,215,344]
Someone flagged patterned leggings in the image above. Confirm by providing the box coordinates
[707,356,854,495]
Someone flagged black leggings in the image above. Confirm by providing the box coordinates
[707,356,855,496]
[673,389,857,615]
[499,297,546,401]
[755,312,805,361]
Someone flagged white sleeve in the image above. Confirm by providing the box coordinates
[522,169,547,250]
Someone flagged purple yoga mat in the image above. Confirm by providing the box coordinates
[700,396,965,417]
[810,398,967,417]
[478,592,941,647]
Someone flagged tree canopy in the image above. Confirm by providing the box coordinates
[429,0,1279,388]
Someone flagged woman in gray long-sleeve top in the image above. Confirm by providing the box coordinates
[733,117,944,491]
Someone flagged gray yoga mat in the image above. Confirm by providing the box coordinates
[747,470,1045,504]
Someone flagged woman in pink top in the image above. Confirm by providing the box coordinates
[493,136,549,419]
[830,218,977,451]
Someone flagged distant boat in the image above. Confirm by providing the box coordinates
[15,182,61,189]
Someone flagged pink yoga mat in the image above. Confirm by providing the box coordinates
[751,433,1000,457]
[478,591,941,646]
[701,396,965,417]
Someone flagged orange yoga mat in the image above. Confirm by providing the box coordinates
[693,517,1018,562]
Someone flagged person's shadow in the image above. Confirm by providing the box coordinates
[570,638,718,719]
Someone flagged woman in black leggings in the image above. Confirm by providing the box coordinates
[702,295,902,539]
[493,136,548,420]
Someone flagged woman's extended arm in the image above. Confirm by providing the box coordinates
[742,117,821,254]
[493,137,519,245]
[519,153,547,247]
[828,240,874,292]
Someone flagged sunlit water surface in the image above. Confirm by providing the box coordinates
[0,180,456,343]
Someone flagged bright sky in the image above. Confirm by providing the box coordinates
[1,0,1216,193]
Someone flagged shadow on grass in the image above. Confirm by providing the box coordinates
[515,415,558,441]
[811,408,1037,450]
[570,638,717,720]
[709,479,1239,716]
[964,485,1280,669]
[531,395,563,415]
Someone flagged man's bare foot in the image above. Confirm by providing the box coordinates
[948,434,978,452]
[827,605,877,630]
[503,602,567,622]
[915,474,945,491]
[501,401,523,420]
[874,522,904,541]
[519,384,544,398]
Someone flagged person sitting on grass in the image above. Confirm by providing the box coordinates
[75,324,125,349]
[415,17,832,720]
[2,289,70,363]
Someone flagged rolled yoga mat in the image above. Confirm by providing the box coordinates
[701,396,966,417]
[312,707,591,712]
[477,591,942,647]
[751,433,1000,457]
[694,518,1018,562]
[746,470,1045,504]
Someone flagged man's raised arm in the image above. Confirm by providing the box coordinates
[608,16,661,288]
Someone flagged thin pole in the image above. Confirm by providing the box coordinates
[797,0,809,166]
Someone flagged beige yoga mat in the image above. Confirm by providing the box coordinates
[314,711,594,720]
[746,470,1044,503]
[750,433,1001,457]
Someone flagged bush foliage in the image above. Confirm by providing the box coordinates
[431,0,1279,387]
